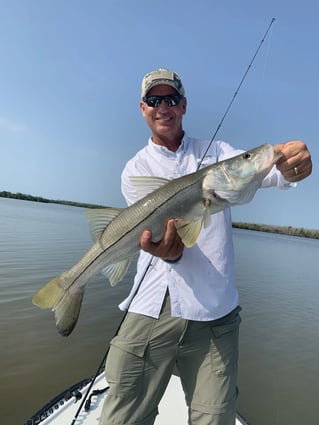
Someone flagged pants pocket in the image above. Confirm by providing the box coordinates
[105,312,156,396]
[210,310,241,374]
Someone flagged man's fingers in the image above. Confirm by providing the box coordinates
[140,229,153,251]
[139,220,184,260]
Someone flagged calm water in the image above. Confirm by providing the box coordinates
[1,198,318,425]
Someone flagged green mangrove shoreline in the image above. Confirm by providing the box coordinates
[232,222,319,240]
[0,190,105,209]
[1,190,319,240]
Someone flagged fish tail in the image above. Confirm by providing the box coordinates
[32,275,84,337]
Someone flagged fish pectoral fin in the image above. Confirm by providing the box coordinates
[32,275,84,337]
[101,259,131,287]
[129,176,170,198]
[85,207,124,242]
[175,218,203,248]
[174,201,211,247]
[203,200,212,228]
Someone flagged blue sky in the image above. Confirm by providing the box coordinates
[0,0,318,229]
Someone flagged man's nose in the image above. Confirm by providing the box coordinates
[157,98,169,111]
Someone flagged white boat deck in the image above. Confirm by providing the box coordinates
[26,372,249,425]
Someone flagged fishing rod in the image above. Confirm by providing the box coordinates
[70,259,153,425]
[70,18,276,425]
[197,17,276,171]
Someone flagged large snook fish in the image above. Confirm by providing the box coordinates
[32,144,281,336]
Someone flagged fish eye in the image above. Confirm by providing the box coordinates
[243,152,251,160]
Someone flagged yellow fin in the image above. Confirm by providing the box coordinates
[175,218,203,248]
[174,200,211,247]
[32,276,65,308]
[32,275,84,337]
[101,259,131,286]
[85,208,123,242]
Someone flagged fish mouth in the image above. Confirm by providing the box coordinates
[254,145,282,172]
[273,150,283,163]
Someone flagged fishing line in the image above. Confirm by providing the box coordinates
[255,20,275,113]
[197,17,276,171]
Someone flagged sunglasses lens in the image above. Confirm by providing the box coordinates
[167,95,182,106]
[143,96,157,108]
[143,95,182,107]
[144,96,159,107]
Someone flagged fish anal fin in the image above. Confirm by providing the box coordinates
[101,258,131,287]
[85,208,124,242]
[32,275,84,337]
[175,218,203,248]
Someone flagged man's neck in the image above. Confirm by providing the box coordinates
[151,131,184,153]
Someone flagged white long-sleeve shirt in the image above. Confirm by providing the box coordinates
[119,135,291,321]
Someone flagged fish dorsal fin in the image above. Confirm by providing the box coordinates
[129,176,170,198]
[174,200,211,248]
[101,259,131,286]
[85,208,124,242]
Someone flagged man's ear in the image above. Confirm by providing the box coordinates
[182,97,187,114]
[140,101,147,118]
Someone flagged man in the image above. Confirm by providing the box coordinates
[99,69,312,425]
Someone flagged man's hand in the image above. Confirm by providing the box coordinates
[274,141,312,182]
[140,219,184,261]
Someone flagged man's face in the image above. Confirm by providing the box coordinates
[140,84,187,141]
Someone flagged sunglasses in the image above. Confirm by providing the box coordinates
[142,94,183,108]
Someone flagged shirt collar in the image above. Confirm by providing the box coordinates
[148,134,187,157]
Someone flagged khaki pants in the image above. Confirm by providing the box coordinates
[99,295,241,425]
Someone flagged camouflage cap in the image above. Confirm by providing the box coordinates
[141,68,185,98]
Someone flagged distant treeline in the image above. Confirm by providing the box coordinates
[233,222,319,240]
[0,191,105,209]
[1,190,318,239]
